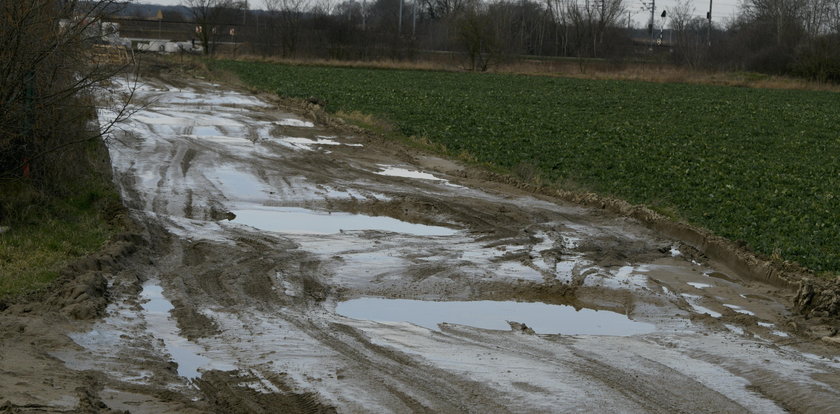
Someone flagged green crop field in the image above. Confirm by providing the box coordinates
[217,60,840,275]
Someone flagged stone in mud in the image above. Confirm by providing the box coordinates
[48,272,109,320]
[508,321,535,334]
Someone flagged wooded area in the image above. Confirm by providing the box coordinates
[151,0,840,80]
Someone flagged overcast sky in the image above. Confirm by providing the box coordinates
[134,0,743,28]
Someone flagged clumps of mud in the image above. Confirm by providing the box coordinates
[2,232,146,320]
[195,370,336,414]
[46,272,110,320]
[323,196,461,232]
[795,277,840,319]
[476,280,578,306]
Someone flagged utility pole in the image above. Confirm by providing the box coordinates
[707,0,713,46]
[398,0,403,36]
[650,0,655,48]
[641,1,656,48]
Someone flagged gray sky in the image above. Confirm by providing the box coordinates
[134,0,742,27]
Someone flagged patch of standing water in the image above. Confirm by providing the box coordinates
[687,282,713,289]
[681,293,722,318]
[336,298,656,336]
[210,167,270,200]
[140,283,233,380]
[276,136,361,150]
[377,166,444,181]
[722,304,756,316]
[670,246,682,257]
[277,118,315,127]
[376,165,465,188]
[231,207,458,236]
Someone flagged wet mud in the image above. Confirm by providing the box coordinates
[1,75,839,413]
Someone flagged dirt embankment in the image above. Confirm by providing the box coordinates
[0,227,147,412]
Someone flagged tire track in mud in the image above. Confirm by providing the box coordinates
[288,319,514,413]
[566,352,747,413]
[406,324,749,413]
[196,370,336,414]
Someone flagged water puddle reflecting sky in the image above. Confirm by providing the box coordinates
[231,207,458,236]
[336,298,656,336]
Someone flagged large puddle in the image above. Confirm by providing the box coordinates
[336,298,656,336]
[231,207,458,236]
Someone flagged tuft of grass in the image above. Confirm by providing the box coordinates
[335,110,395,134]
[0,212,112,297]
[217,60,840,276]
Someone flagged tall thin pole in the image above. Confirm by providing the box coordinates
[398,0,403,36]
[707,0,713,46]
[650,0,656,48]
[412,0,417,38]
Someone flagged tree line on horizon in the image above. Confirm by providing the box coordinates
[162,0,840,80]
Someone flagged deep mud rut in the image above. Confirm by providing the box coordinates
[2,77,840,413]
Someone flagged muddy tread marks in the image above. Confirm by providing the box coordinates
[180,147,197,176]
[567,351,749,413]
[301,321,513,413]
[196,370,336,414]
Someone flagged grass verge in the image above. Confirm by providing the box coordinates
[215,60,840,276]
[0,146,121,299]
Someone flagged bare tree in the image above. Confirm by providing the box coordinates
[265,0,310,56]
[423,0,467,19]
[800,0,833,38]
[1,0,134,182]
[563,0,623,57]
[184,0,235,55]
[831,0,840,33]
[670,0,707,67]
[545,0,572,56]
[456,0,497,70]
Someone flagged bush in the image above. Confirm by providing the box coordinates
[792,36,840,83]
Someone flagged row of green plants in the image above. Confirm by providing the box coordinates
[218,60,840,275]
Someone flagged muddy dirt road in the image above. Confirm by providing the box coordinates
[3,77,839,413]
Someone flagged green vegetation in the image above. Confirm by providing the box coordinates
[0,148,120,298]
[217,60,840,274]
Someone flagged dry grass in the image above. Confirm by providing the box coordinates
[222,53,840,93]
[537,64,840,92]
[335,110,396,133]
